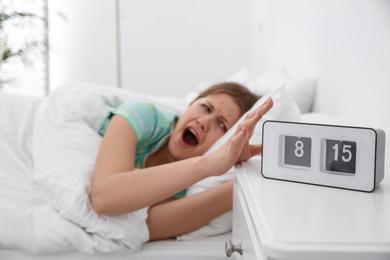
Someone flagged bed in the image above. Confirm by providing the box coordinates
[0,69,315,259]
[3,1,389,257]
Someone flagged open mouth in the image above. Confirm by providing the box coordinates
[182,128,198,146]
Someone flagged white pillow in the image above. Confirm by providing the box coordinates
[256,68,317,113]
[301,112,344,125]
[225,68,269,95]
[224,68,317,113]
[177,85,301,240]
[283,77,317,114]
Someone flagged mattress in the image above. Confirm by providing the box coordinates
[0,234,231,260]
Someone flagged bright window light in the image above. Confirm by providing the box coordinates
[0,0,48,97]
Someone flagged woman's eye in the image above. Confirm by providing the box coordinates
[219,122,227,132]
[202,104,211,112]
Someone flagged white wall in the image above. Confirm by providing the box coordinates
[48,0,253,98]
[48,0,390,136]
[253,0,390,135]
[48,0,117,90]
[118,0,253,97]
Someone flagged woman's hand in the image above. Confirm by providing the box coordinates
[234,97,273,163]
[206,97,274,175]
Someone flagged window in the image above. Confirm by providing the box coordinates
[0,0,48,97]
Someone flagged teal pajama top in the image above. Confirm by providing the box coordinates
[99,101,186,199]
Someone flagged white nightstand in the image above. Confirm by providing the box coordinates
[226,157,390,260]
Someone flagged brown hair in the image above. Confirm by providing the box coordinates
[193,82,261,116]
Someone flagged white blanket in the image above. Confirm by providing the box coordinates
[32,83,194,253]
[0,82,301,253]
[0,83,189,253]
[0,92,111,253]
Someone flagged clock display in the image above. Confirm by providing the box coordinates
[325,139,356,174]
[284,136,312,168]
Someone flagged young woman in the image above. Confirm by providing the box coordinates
[92,82,273,241]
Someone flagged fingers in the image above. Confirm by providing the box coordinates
[248,98,270,122]
[230,97,273,150]
[238,99,271,133]
[260,97,274,115]
[231,126,249,150]
[227,98,273,164]
[250,144,263,157]
[245,97,274,119]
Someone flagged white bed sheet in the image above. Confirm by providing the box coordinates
[0,233,231,260]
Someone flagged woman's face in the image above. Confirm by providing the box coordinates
[167,93,241,160]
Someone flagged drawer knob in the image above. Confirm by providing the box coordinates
[225,239,243,257]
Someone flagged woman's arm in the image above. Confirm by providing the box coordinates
[147,100,275,239]
[147,180,233,240]
[92,115,213,216]
[92,97,273,216]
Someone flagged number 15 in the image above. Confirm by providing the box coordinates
[333,144,353,162]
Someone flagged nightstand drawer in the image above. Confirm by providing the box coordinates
[231,177,264,259]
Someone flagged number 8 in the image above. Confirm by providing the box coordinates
[295,140,304,158]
